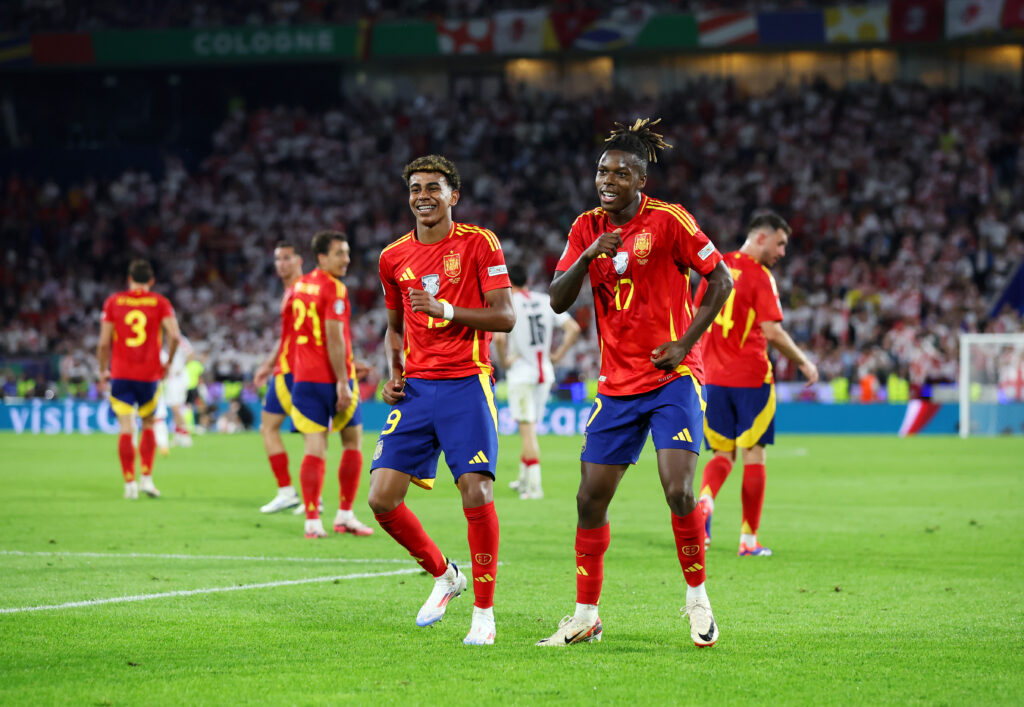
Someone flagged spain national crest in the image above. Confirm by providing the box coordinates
[443,252,461,278]
[633,232,652,259]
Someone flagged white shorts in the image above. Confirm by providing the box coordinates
[508,381,553,424]
[164,373,189,407]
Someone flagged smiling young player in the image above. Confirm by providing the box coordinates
[369,154,515,646]
[537,119,733,648]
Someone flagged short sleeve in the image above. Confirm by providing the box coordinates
[379,251,403,310]
[326,282,347,322]
[755,270,784,323]
[670,208,722,276]
[476,232,511,292]
[159,295,174,320]
[555,217,587,272]
[101,296,114,322]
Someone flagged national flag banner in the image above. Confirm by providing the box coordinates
[756,11,826,44]
[573,5,655,51]
[697,11,758,46]
[1003,0,1024,27]
[493,9,547,55]
[889,0,945,41]
[436,19,494,55]
[0,33,32,66]
[825,6,890,42]
[946,0,1005,36]
[547,9,600,50]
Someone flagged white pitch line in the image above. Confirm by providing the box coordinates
[0,567,422,615]
[0,550,412,564]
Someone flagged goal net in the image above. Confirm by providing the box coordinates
[958,333,1024,438]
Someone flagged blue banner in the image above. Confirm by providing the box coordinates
[0,400,120,434]
[757,11,826,44]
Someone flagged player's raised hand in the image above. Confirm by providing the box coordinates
[584,228,623,261]
[650,340,692,371]
[335,380,353,415]
[408,288,441,317]
[381,374,406,405]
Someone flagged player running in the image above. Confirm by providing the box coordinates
[289,231,372,539]
[536,119,733,648]
[369,154,515,646]
[254,242,304,514]
[695,212,819,557]
[494,263,581,499]
[97,259,181,499]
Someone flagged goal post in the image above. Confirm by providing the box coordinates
[958,332,1024,438]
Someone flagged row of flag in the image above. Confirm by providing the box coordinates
[436,1,1024,55]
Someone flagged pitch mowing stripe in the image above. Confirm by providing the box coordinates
[0,568,422,614]
[0,550,413,564]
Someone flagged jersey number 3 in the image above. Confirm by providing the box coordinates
[124,310,147,347]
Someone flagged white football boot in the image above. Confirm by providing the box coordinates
[260,486,301,513]
[416,561,467,627]
[463,606,496,646]
[535,614,603,646]
[683,596,719,647]
[139,476,160,498]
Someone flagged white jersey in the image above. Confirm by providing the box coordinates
[161,335,193,378]
[506,290,571,386]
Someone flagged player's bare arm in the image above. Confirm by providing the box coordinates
[761,320,819,386]
[408,286,515,333]
[551,317,582,364]
[324,318,352,413]
[493,332,515,368]
[381,308,407,405]
[254,336,282,387]
[161,316,181,378]
[96,321,114,392]
[549,229,623,313]
[651,261,733,370]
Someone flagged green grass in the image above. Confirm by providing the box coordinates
[0,432,1022,705]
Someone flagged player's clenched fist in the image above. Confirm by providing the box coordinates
[381,375,406,405]
[583,228,623,262]
[408,288,440,317]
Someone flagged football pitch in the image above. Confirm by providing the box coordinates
[0,432,1021,705]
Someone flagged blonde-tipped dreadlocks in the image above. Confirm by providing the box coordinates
[603,117,672,167]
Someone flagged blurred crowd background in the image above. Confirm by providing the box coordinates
[2,0,1023,425]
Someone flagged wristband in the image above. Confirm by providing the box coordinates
[441,302,455,321]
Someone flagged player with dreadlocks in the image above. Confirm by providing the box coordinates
[537,119,734,648]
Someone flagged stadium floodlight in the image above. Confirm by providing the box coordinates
[958,332,1024,438]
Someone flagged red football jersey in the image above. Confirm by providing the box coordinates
[697,251,784,387]
[101,288,175,382]
[272,287,298,377]
[290,268,354,384]
[555,194,723,396]
[379,222,511,380]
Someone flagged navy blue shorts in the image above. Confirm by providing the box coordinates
[263,373,294,415]
[581,375,706,466]
[110,379,160,418]
[703,382,775,452]
[290,378,360,434]
[370,375,499,490]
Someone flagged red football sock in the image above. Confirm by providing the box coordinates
[741,463,767,536]
[521,456,539,467]
[118,434,136,482]
[139,429,156,476]
[575,524,610,606]
[337,449,363,512]
[268,452,290,487]
[699,455,733,500]
[672,508,707,587]
[374,502,446,577]
[299,455,325,520]
[464,501,499,609]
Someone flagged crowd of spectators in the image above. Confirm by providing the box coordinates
[2,77,1023,405]
[6,0,877,32]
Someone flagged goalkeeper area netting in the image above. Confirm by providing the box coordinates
[958,333,1024,438]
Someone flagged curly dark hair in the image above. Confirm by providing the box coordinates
[402,154,461,190]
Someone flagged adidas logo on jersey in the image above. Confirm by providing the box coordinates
[469,451,489,464]
[399,267,416,281]
[672,429,693,442]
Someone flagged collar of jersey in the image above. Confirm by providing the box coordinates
[411,222,456,246]
[600,193,648,230]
